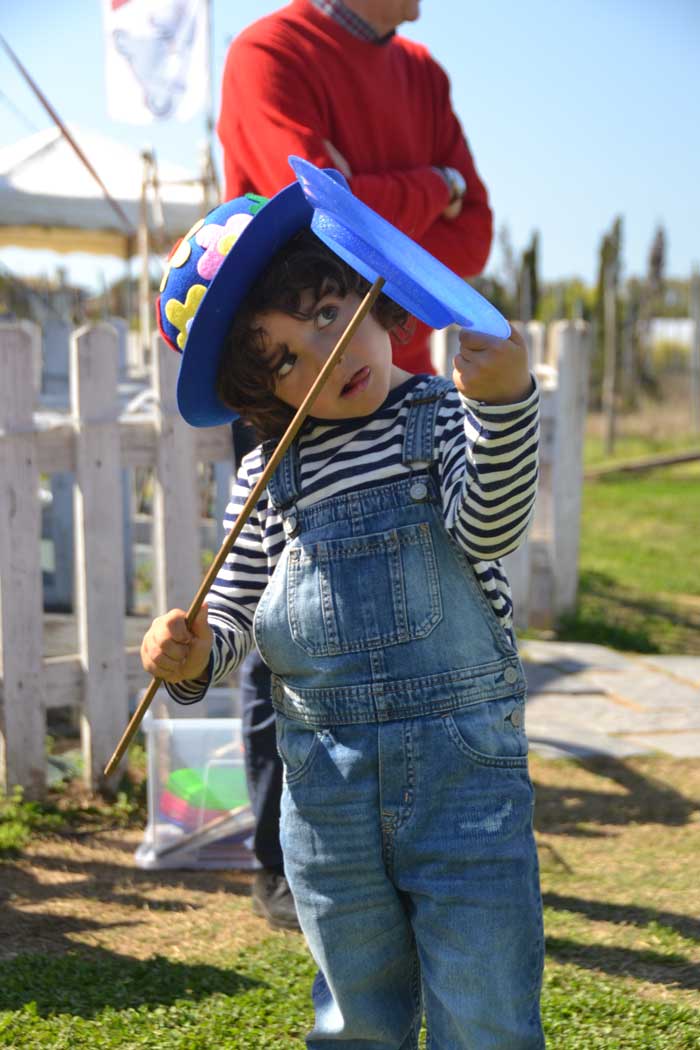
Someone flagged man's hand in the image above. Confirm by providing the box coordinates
[452,324,532,405]
[443,197,463,220]
[140,606,213,683]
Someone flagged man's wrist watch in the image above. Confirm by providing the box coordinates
[440,166,467,203]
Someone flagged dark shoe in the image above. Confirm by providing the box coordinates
[252,868,301,931]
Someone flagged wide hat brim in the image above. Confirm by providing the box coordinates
[290,156,510,339]
[175,181,312,428]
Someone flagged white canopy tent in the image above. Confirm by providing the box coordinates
[0,124,214,259]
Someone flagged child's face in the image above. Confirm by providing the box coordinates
[256,290,403,420]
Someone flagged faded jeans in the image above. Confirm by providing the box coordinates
[278,702,545,1049]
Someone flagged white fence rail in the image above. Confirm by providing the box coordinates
[0,318,590,798]
[0,321,233,797]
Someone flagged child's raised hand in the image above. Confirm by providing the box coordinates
[452,324,532,405]
[140,605,213,683]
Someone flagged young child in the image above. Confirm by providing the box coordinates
[145,173,544,1048]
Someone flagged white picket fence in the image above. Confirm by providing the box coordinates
[0,321,233,797]
[0,318,590,798]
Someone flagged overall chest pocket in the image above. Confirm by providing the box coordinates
[286,522,443,657]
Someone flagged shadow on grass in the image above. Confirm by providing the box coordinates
[1,844,252,909]
[533,755,698,837]
[0,840,256,967]
[556,571,700,654]
[0,947,260,1017]
[543,892,700,945]
[545,935,700,992]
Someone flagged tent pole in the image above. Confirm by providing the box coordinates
[138,151,152,362]
[203,0,220,206]
[0,34,134,237]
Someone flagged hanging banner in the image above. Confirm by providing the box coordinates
[103,0,208,124]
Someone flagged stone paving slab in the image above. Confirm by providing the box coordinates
[634,655,700,686]
[520,640,636,672]
[526,729,650,761]
[618,732,700,758]
[524,698,653,759]
[585,668,700,710]
[521,663,607,696]
[525,692,627,727]
[522,640,700,759]
[528,694,700,735]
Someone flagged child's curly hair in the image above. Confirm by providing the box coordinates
[216,229,411,441]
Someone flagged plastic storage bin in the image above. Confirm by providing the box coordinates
[135,709,258,871]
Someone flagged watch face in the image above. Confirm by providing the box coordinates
[449,167,466,198]
[290,156,509,337]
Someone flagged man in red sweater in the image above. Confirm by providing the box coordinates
[217,0,494,933]
[218,0,494,375]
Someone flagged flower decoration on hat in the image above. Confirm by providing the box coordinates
[164,284,207,350]
[195,213,254,280]
[159,219,204,293]
[156,195,270,356]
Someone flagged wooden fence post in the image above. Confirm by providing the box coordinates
[145,333,203,720]
[502,320,543,627]
[550,321,590,615]
[525,365,557,629]
[18,319,43,397]
[430,326,458,378]
[71,324,128,789]
[525,320,546,369]
[151,333,201,616]
[0,322,46,797]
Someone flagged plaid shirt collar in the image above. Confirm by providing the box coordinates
[309,0,394,42]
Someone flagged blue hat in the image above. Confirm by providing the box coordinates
[156,182,314,427]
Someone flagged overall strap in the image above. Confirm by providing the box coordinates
[401,375,453,467]
[260,436,302,512]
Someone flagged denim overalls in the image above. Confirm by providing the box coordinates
[254,377,545,1050]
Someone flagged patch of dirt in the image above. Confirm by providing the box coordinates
[0,829,298,963]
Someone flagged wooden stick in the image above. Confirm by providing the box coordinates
[104,276,385,777]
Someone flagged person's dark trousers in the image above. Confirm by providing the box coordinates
[239,648,284,870]
[232,418,284,871]
[232,419,299,930]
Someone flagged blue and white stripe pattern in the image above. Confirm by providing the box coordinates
[170,374,539,703]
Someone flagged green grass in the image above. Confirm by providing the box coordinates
[0,752,147,859]
[0,944,315,1049]
[583,432,700,469]
[1,941,698,1049]
[541,969,699,1049]
[0,788,64,856]
[556,461,700,653]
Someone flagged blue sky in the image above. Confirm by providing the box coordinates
[1,0,698,291]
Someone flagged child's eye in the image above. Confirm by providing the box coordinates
[315,303,338,329]
[276,349,297,378]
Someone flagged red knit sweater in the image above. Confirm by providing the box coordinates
[217,0,493,373]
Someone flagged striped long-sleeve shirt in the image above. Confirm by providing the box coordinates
[169,373,539,704]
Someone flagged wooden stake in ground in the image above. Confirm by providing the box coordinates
[104,276,386,777]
